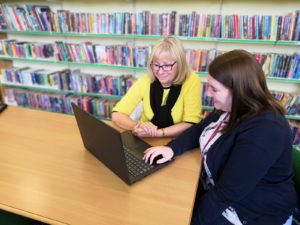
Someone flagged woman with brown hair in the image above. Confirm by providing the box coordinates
[144,49,296,225]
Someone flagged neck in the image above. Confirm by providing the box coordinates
[161,83,171,88]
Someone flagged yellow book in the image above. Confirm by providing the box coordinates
[197,15,203,37]
[129,47,133,66]
[2,42,8,56]
[11,43,16,57]
[270,16,276,41]
[0,68,5,83]
[79,46,86,62]
[89,13,95,33]
[55,15,60,32]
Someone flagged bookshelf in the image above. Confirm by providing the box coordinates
[0,1,299,128]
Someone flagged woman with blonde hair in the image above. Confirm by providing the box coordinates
[112,36,202,137]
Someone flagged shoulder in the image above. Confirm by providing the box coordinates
[184,72,200,84]
[236,112,291,141]
[181,72,200,89]
[241,112,288,129]
[134,74,151,86]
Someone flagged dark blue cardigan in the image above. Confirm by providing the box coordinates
[168,111,297,225]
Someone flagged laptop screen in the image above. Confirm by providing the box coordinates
[71,103,130,183]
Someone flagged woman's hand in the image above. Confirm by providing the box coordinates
[143,146,174,165]
[132,122,158,137]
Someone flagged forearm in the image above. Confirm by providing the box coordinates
[157,122,193,137]
[111,112,137,131]
[167,113,219,156]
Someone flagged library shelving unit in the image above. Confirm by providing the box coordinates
[0,0,299,124]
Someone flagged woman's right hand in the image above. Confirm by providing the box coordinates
[143,146,174,164]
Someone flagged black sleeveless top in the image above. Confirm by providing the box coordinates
[150,80,182,128]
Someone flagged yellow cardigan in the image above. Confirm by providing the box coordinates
[113,72,203,124]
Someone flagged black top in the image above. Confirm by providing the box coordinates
[150,80,181,128]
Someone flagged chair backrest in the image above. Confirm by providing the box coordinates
[292,146,300,208]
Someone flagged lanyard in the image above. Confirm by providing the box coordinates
[200,112,229,189]
[201,112,229,156]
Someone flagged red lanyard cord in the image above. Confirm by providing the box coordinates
[201,113,229,155]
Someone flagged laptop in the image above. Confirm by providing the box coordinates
[71,103,172,185]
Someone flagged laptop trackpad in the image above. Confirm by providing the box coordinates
[121,131,151,157]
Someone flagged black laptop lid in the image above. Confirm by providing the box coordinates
[71,103,130,184]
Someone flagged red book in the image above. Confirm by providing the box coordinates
[12,6,24,30]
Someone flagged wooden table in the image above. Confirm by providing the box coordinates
[0,106,200,225]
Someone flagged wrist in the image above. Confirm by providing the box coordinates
[160,128,165,137]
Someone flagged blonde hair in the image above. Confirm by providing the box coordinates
[147,36,191,85]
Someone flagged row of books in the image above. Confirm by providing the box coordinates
[187,49,300,79]
[2,69,299,117]
[201,84,213,107]
[289,121,300,146]
[3,87,117,119]
[1,67,135,96]
[56,41,149,67]
[2,86,299,145]
[0,4,299,41]
[0,39,299,79]
[0,5,176,35]
[202,83,300,116]
[179,11,300,41]
[0,39,149,67]
[1,64,299,110]
[258,53,300,79]
[0,39,54,59]
[1,67,60,89]
[271,91,300,116]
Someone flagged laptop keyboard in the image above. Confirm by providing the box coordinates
[124,149,154,177]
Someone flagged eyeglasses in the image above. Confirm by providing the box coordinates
[150,62,177,72]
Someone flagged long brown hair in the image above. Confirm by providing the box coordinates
[208,49,286,132]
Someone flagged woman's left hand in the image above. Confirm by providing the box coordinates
[133,122,158,137]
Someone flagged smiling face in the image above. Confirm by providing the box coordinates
[151,51,178,88]
[207,75,232,112]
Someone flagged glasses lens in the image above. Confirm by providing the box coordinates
[163,65,172,71]
[151,62,176,71]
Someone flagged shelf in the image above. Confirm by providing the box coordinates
[0,55,208,75]
[1,30,299,46]
[285,115,300,121]
[201,105,300,120]
[1,83,122,100]
[0,29,162,39]
[266,77,300,83]
[0,56,146,71]
[202,105,214,110]
[0,56,299,83]
[178,36,300,45]
[200,76,300,83]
